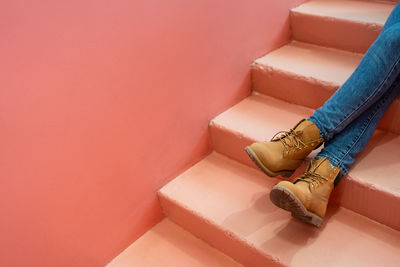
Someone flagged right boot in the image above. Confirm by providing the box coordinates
[269,158,340,227]
[245,119,323,177]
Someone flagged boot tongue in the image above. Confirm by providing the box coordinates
[294,120,320,143]
[308,158,332,177]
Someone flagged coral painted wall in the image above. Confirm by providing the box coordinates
[0,0,304,266]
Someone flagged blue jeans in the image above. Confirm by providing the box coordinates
[308,3,400,176]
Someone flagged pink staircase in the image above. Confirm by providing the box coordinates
[109,1,400,266]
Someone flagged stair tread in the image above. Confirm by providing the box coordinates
[254,41,362,87]
[211,93,400,196]
[160,152,400,267]
[107,219,241,267]
[292,0,394,25]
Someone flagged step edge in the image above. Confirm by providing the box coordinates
[290,2,391,27]
[252,60,341,91]
[254,40,365,62]
[347,172,400,198]
[291,9,385,27]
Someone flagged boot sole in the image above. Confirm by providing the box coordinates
[270,185,323,228]
[244,146,294,178]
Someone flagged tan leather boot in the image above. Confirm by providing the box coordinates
[269,158,340,227]
[245,119,323,177]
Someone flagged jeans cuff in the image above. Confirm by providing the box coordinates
[315,153,348,176]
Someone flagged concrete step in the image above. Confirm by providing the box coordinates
[107,219,241,267]
[209,93,400,231]
[291,0,395,53]
[252,41,400,134]
[159,152,400,267]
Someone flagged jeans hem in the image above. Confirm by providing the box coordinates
[315,153,348,175]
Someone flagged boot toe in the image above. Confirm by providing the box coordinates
[248,142,280,169]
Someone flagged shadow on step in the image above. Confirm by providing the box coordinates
[222,193,288,236]
[221,192,343,264]
[258,204,340,264]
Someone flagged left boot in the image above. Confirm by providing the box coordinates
[269,158,340,227]
[245,119,323,178]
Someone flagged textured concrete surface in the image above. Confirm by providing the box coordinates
[159,153,400,267]
[108,219,241,267]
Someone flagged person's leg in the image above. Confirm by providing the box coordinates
[316,76,400,176]
[309,23,400,141]
[269,16,400,227]
[269,78,400,227]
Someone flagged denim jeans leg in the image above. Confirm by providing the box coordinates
[309,23,400,141]
[315,77,400,175]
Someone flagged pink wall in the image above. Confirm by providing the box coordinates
[0,1,301,266]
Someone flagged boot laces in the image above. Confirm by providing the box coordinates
[295,159,328,189]
[270,129,306,150]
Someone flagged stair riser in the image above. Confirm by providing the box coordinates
[209,122,400,231]
[252,64,337,110]
[334,177,400,231]
[252,66,400,135]
[291,11,382,53]
[158,194,285,267]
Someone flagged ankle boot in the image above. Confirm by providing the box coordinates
[245,119,323,177]
[269,158,340,227]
